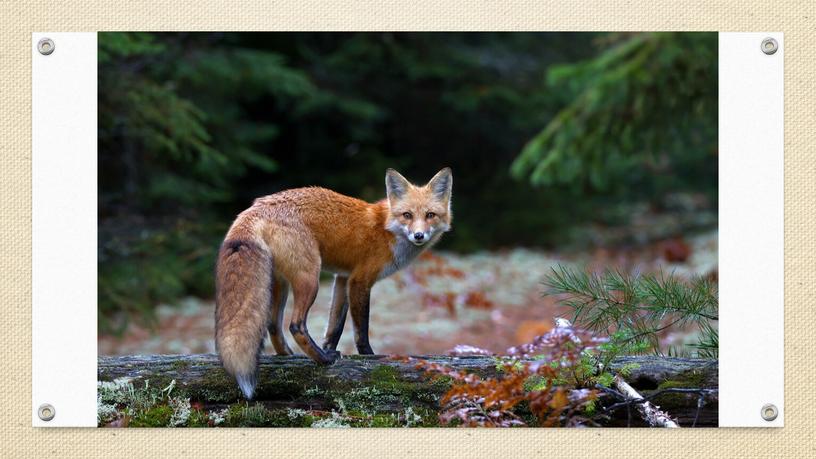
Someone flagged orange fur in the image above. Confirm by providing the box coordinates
[215,168,453,398]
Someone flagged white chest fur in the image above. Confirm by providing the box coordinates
[377,235,428,280]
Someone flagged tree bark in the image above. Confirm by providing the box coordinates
[98,354,718,427]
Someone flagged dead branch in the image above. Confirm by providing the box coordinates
[613,375,680,428]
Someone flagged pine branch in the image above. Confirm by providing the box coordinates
[543,266,718,358]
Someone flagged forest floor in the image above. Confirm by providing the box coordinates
[98,230,717,357]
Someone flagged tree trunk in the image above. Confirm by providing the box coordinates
[98,354,717,427]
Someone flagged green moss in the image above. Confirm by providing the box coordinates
[252,367,314,399]
[130,405,174,427]
[333,365,446,420]
[284,408,316,427]
[494,357,524,373]
[170,360,192,371]
[196,371,242,403]
[240,404,272,427]
[413,407,440,427]
[227,402,266,427]
[223,402,265,427]
[429,375,453,391]
[340,406,437,427]
[656,369,708,390]
[265,408,308,427]
[523,375,549,392]
[186,409,210,427]
[221,402,317,427]
[369,365,413,392]
[337,386,399,414]
[224,403,246,426]
[367,413,402,427]
[367,364,447,404]
[370,364,399,379]
[652,370,710,408]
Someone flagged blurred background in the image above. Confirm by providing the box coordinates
[98,32,718,356]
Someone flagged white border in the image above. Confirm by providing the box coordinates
[719,32,784,427]
[32,32,98,427]
[31,32,784,427]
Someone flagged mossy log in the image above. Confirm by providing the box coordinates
[98,354,718,427]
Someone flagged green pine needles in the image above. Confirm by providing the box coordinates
[544,266,718,359]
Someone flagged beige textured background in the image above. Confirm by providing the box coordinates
[1,1,813,457]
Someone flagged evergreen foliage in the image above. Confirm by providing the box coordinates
[544,266,718,358]
[512,33,717,198]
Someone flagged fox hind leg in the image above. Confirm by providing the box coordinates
[288,271,340,364]
[268,276,293,355]
[322,275,348,351]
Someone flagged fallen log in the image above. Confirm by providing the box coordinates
[97,354,718,427]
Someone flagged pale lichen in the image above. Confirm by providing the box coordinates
[208,408,229,426]
[311,411,351,428]
[168,396,191,427]
[403,406,423,427]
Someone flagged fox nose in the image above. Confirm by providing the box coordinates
[413,232,425,241]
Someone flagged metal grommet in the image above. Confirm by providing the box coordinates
[761,403,778,421]
[761,37,778,55]
[37,38,55,55]
[38,403,55,421]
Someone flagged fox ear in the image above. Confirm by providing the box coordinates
[385,169,411,202]
[427,167,453,201]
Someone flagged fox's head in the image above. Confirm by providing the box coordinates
[384,168,453,247]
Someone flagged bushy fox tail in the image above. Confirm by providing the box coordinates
[214,238,272,400]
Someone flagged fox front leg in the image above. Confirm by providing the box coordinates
[322,275,349,351]
[347,276,375,355]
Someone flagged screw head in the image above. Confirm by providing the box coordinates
[37,38,55,55]
[761,403,778,421]
[38,403,55,421]
[761,37,778,55]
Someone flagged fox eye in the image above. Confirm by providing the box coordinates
[402,212,413,220]
[426,212,436,219]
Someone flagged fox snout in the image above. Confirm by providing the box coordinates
[405,219,432,245]
[407,228,430,246]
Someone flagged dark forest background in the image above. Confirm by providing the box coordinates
[98,32,717,334]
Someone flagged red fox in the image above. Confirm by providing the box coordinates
[215,168,453,398]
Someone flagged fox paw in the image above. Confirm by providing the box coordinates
[322,349,341,364]
[357,345,375,355]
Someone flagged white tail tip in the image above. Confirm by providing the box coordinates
[236,373,257,400]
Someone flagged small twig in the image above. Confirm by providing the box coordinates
[612,375,679,428]
[692,393,705,428]
[594,384,628,401]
